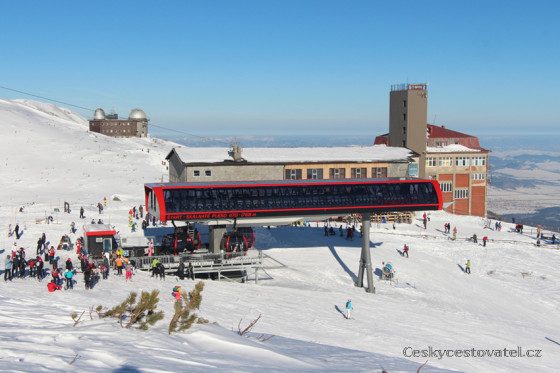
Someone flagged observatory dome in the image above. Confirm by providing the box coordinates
[93,108,105,120]
[128,108,147,121]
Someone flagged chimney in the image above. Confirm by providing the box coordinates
[229,141,243,161]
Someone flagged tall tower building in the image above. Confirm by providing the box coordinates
[389,83,428,177]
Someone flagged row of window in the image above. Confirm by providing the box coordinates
[426,156,486,167]
[162,181,440,213]
[100,122,135,126]
[439,179,484,199]
[286,167,388,180]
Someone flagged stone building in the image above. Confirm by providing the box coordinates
[89,108,149,138]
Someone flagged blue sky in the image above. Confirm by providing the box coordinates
[1,1,559,139]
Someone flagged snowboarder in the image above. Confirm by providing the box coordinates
[98,202,103,214]
[482,236,488,247]
[465,260,471,274]
[14,224,20,239]
[345,299,353,319]
[402,244,409,258]
[471,234,478,243]
[80,206,84,219]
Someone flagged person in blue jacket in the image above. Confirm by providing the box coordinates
[4,255,12,281]
[345,299,353,319]
[64,269,74,289]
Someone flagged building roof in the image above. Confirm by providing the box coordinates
[427,124,489,152]
[427,144,485,153]
[167,145,416,165]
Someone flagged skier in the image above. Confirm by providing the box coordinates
[482,236,488,247]
[80,206,84,219]
[453,227,457,241]
[125,259,133,281]
[402,244,409,258]
[65,258,73,272]
[47,280,62,292]
[188,262,194,280]
[172,286,182,300]
[64,269,74,289]
[15,224,20,239]
[471,234,478,243]
[465,260,471,274]
[36,257,44,281]
[84,267,93,290]
[148,239,154,257]
[115,256,124,276]
[176,261,185,280]
[4,255,12,281]
[345,299,353,319]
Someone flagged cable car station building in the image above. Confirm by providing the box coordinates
[166,144,420,183]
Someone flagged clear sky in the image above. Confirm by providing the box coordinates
[1,0,559,139]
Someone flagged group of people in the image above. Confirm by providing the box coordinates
[323,224,356,240]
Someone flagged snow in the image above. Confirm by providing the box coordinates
[426,144,482,153]
[172,144,414,164]
[1,98,559,372]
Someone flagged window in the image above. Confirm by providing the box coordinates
[285,169,302,180]
[403,113,407,121]
[372,167,387,178]
[456,157,470,166]
[205,170,212,177]
[440,182,452,192]
[351,167,367,178]
[439,157,452,167]
[472,173,485,180]
[193,170,200,177]
[436,141,447,147]
[426,157,436,167]
[402,126,406,135]
[472,156,486,166]
[403,100,407,108]
[329,168,345,179]
[455,189,469,199]
[402,140,406,147]
[306,168,323,179]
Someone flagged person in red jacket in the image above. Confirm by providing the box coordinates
[47,280,62,292]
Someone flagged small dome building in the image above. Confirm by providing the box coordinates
[89,107,149,138]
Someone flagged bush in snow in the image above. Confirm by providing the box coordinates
[96,289,164,330]
[168,281,208,334]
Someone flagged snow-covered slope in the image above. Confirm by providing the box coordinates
[0,99,559,373]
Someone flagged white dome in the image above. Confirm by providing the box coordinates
[128,108,147,121]
[93,108,105,120]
